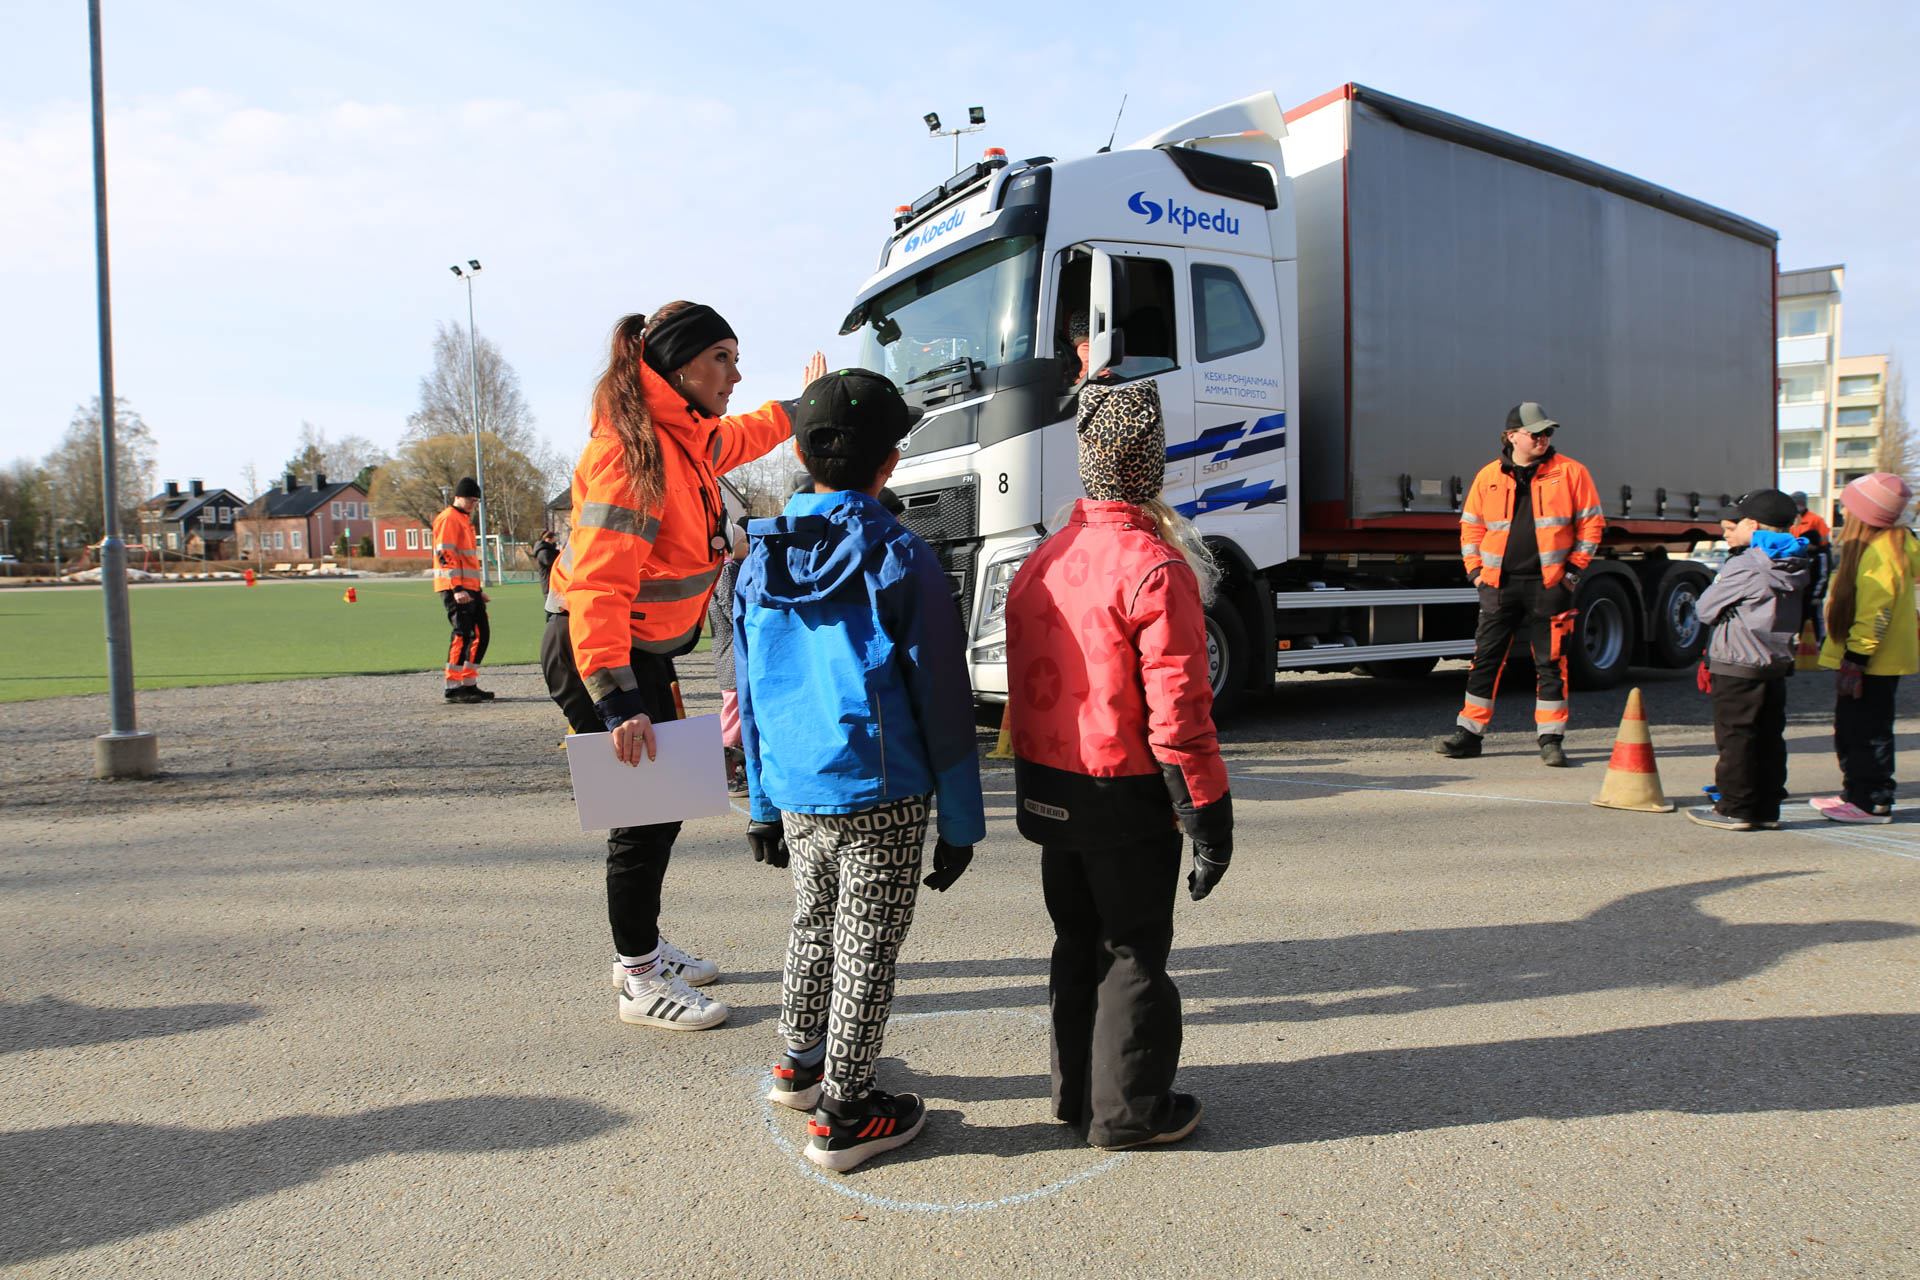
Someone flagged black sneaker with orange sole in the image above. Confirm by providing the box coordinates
[765,1051,824,1111]
[805,1089,926,1172]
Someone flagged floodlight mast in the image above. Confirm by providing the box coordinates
[924,105,987,173]
[448,261,490,586]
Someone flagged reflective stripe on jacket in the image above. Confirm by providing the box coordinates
[1460,451,1603,588]
[431,505,480,591]
[548,360,792,701]
[1006,499,1230,848]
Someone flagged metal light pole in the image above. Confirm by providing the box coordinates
[924,106,986,173]
[86,0,156,777]
[449,260,489,586]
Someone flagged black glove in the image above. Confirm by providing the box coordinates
[922,838,973,892]
[593,687,649,732]
[1187,837,1231,901]
[747,818,789,868]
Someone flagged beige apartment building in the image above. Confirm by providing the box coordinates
[1832,353,1890,501]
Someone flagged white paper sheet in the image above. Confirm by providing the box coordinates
[563,714,730,831]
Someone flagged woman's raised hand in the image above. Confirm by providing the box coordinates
[802,351,827,387]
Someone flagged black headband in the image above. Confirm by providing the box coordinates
[642,304,738,378]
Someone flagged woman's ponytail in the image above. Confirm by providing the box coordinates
[1139,496,1220,605]
[593,313,665,514]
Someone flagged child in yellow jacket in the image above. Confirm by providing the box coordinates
[1812,474,1920,823]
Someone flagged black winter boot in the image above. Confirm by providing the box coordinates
[1435,728,1483,758]
[1539,735,1568,767]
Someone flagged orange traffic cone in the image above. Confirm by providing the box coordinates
[1794,620,1820,671]
[987,706,1014,759]
[1591,687,1675,812]
[343,587,357,603]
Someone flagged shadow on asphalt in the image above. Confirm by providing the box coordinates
[0,996,262,1055]
[883,874,1916,1026]
[1178,1012,1920,1151]
[0,1095,625,1265]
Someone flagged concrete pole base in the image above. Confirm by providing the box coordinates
[94,731,159,779]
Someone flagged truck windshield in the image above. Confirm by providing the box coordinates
[850,235,1041,391]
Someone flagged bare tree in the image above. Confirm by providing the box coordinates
[238,460,261,501]
[43,397,157,547]
[726,447,807,516]
[0,459,47,558]
[282,422,388,488]
[370,430,552,547]
[404,324,538,451]
[1875,356,1916,497]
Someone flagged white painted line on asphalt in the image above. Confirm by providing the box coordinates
[1794,827,1920,860]
[1228,772,1588,806]
[755,1009,1128,1213]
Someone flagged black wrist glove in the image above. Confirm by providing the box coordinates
[593,687,649,732]
[922,838,973,892]
[1187,837,1231,901]
[747,819,789,868]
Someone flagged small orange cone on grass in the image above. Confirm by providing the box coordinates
[343,587,357,603]
[1591,687,1675,812]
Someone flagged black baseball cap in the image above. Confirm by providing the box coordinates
[792,368,922,464]
[1720,488,1797,529]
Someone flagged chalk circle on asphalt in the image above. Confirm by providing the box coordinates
[755,1008,1129,1214]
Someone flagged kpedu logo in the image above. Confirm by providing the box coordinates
[902,208,966,255]
[1128,191,1241,236]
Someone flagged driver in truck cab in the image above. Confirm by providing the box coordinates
[1437,402,1605,768]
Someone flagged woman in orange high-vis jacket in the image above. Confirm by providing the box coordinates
[541,303,825,1033]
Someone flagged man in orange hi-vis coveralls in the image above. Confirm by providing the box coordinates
[434,476,492,704]
[1436,403,1603,767]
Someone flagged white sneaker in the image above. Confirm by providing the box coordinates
[618,968,729,1031]
[605,936,719,992]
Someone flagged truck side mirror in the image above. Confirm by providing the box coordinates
[1086,247,1129,378]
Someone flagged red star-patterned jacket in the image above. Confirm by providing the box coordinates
[1005,499,1231,848]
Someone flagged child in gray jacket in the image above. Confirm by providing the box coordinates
[1689,488,1812,831]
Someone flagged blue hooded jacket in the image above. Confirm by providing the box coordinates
[734,490,985,845]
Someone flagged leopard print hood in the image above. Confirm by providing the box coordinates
[1077,380,1165,504]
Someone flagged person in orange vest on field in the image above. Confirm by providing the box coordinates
[541,302,825,1033]
[434,477,492,704]
[1437,403,1604,767]
[1789,490,1832,642]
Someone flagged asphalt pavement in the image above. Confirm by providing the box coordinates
[2,657,1916,1278]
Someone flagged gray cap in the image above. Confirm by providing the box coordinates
[1504,402,1559,435]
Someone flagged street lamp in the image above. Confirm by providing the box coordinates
[449,259,489,586]
[46,480,59,580]
[925,105,986,173]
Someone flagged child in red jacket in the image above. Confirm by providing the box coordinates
[1005,378,1233,1150]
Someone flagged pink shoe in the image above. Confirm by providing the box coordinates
[1811,796,1892,824]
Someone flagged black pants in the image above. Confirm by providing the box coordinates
[540,613,682,958]
[1710,674,1788,823]
[1459,575,1573,737]
[1835,673,1900,812]
[1041,828,1184,1148]
[441,590,489,683]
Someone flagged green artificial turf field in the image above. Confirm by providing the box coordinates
[0,579,589,702]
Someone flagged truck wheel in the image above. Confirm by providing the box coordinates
[1568,575,1636,690]
[1358,656,1440,679]
[1203,595,1250,719]
[1649,564,1711,668]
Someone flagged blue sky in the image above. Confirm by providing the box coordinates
[3,0,1914,488]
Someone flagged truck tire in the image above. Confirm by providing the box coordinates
[1649,563,1711,668]
[1358,656,1440,679]
[1568,575,1637,690]
[1203,595,1250,720]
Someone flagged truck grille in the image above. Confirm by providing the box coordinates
[894,478,979,619]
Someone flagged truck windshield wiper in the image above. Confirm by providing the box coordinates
[905,358,974,387]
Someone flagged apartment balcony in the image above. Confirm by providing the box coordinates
[1776,402,1826,433]
[1776,467,1825,496]
[1777,335,1831,366]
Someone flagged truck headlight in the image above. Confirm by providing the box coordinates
[973,539,1040,644]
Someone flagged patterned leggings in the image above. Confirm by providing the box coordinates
[780,796,928,1104]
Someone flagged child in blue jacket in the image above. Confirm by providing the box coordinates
[734,368,985,1173]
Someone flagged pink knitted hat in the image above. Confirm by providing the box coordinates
[1840,472,1912,528]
